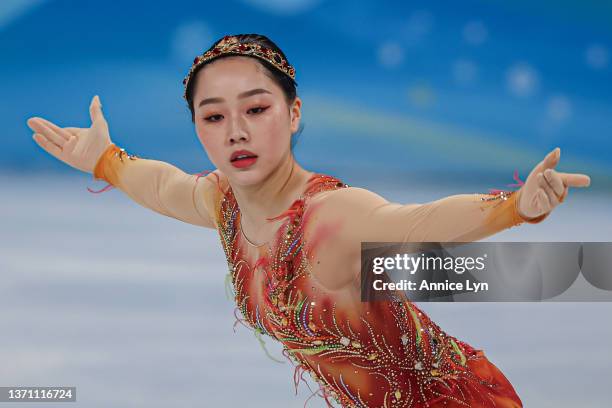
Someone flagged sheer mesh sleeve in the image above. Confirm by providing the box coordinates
[92,143,218,229]
[308,186,547,246]
[302,185,550,289]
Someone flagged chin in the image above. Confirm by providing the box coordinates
[226,165,268,187]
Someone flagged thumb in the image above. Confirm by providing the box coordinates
[89,95,106,125]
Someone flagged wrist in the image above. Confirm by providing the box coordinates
[93,143,119,180]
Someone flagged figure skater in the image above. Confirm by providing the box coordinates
[27,34,590,407]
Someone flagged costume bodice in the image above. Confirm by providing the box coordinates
[213,173,522,408]
[91,144,533,407]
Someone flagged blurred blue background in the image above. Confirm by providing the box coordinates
[2,0,611,184]
[1,1,611,407]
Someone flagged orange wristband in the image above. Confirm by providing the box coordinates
[93,143,120,182]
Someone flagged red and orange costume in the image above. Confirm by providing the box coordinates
[92,144,547,407]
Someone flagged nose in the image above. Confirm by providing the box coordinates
[227,115,249,144]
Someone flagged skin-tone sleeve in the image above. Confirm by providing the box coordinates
[303,186,548,288]
[92,143,219,229]
[310,186,547,244]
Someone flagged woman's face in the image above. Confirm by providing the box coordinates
[192,56,301,186]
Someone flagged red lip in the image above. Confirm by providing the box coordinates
[230,149,259,169]
[231,156,257,169]
[230,149,258,162]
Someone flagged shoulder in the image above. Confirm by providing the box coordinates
[199,169,229,196]
[306,186,389,217]
[302,186,390,247]
[196,169,230,227]
[301,186,392,289]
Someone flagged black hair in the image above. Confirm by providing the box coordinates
[185,33,303,151]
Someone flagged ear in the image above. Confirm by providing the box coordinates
[290,97,302,134]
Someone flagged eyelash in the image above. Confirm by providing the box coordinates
[203,106,269,123]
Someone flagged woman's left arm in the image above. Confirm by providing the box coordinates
[307,148,590,245]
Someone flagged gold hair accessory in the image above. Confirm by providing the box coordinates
[182,35,296,100]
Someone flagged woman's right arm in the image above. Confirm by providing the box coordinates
[93,144,219,229]
[28,95,219,229]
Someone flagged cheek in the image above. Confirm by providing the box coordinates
[195,121,216,146]
[260,107,292,139]
[261,120,289,147]
[195,130,219,160]
[195,127,207,148]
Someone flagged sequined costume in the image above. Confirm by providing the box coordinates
[93,144,547,407]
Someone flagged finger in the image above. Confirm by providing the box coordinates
[28,119,67,147]
[541,147,561,171]
[537,188,552,213]
[559,172,591,187]
[33,133,62,157]
[559,185,569,202]
[538,173,560,206]
[34,117,71,141]
[543,169,565,198]
[89,95,105,124]
[27,117,48,133]
[35,130,62,150]
[62,134,78,154]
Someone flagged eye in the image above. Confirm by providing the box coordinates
[203,114,223,123]
[248,106,269,114]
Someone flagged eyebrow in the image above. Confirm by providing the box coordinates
[198,88,272,108]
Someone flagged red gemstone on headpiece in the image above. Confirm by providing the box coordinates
[193,57,199,64]
[183,78,187,84]
[212,49,220,55]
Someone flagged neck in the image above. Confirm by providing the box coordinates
[230,152,313,233]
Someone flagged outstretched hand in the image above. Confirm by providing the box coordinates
[27,95,112,174]
[517,147,591,220]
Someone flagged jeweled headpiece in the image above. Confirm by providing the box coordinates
[182,35,296,100]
